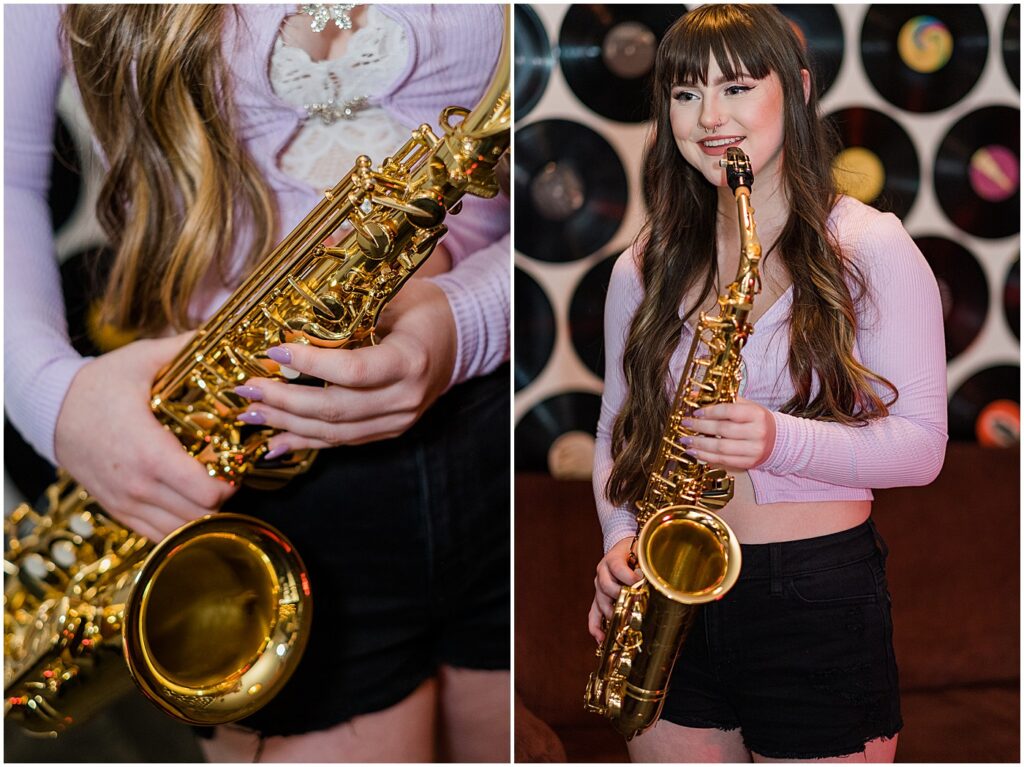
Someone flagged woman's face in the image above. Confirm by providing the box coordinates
[669,54,787,190]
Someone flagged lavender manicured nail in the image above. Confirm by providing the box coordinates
[693,408,705,417]
[266,346,292,365]
[238,410,266,425]
[264,444,290,460]
[680,436,694,446]
[234,385,264,401]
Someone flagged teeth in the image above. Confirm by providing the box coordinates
[704,137,742,147]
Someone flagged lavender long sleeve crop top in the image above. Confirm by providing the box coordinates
[4,4,510,465]
[594,196,949,553]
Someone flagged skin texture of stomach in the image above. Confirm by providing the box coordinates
[717,469,871,544]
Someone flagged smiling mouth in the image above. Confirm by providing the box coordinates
[700,136,745,148]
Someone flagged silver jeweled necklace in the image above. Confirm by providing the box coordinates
[300,4,357,33]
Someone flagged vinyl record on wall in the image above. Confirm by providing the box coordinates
[1005,258,1020,340]
[915,237,988,360]
[935,106,1020,239]
[49,114,83,234]
[515,267,556,392]
[559,5,686,123]
[515,119,629,262]
[515,5,552,121]
[776,5,844,97]
[569,254,618,377]
[829,107,919,219]
[1004,4,1020,90]
[861,5,988,113]
[949,365,1020,445]
[515,391,601,478]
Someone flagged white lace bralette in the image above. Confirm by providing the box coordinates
[270,5,412,192]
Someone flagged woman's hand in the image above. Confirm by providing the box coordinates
[678,396,777,470]
[588,536,642,643]
[234,278,457,453]
[54,334,237,541]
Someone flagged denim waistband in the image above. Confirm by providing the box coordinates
[736,520,884,579]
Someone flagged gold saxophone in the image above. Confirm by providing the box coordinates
[584,147,762,739]
[5,9,510,737]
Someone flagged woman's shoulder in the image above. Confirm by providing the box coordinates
[828,195,930,283]
[610,242,644,295]
[829,196,918,258]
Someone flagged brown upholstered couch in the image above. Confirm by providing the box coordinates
[515,444,1019,762]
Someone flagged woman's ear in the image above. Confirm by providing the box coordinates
[801,68,811,104]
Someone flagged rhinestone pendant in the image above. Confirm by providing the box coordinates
[300,4,357,33]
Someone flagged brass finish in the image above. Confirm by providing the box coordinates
[585,148,762,739]
[5,9,510,737]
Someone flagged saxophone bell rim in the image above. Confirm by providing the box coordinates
[635,505,742,605]
[123,513,312,725]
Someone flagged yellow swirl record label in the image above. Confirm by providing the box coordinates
[897,16,954,73]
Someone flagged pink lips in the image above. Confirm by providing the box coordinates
[699,136,745,156]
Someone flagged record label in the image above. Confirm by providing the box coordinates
[935,106,1020,239]
[828,107,919,219]
[515,391,602,476]
[948,365,1020,443]
[968,145,1019,203]
[559,5,686,123]
[832,147,886,206]
[514,119,628,262]
[861,5,987,113]
[897,16,953,73]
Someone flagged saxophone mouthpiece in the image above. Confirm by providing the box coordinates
[720,147,753,192]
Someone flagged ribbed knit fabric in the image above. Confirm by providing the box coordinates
[594,196,948,553]
[4,4,509,465]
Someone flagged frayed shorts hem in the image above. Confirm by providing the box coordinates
[744,726,903,760]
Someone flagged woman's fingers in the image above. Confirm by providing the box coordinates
[588,600,606,643]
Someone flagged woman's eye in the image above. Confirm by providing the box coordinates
[672,91,698,102]
[725,85,753,96]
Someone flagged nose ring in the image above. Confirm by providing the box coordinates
[704,120,723,134]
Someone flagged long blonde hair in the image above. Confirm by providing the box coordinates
[61,5,276,336]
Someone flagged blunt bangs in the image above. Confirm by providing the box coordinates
[657,5,793,91]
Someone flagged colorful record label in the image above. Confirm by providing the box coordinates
[968,145,1019,203]
[897,16,954,73]
[832,147,886,205]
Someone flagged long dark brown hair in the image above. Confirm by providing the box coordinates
[61,5,276,336]
[608,4,898,505]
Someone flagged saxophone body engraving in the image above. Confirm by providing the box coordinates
[5,10,510,737]
[585,148,761,739]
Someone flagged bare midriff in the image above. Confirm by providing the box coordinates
[715,470,871,544]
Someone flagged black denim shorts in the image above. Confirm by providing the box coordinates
[215,364,510,738]
[659,520,902,759]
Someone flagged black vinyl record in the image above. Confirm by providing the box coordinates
[1004,4,1020,90]
[49,114,83,235]
[776,5,844,98]
[828,107,919,219]
[915,237,988,360]
[861,5,988,113]
[515,5,552,121]
[514,119,628,262]
[569,254,617,378]
[949,365,1020,446]
[935,106,1020,240]
[558,5,685,123]
[515,391,601,477]
[515,267,556,392]
[1005,258,1019,340]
